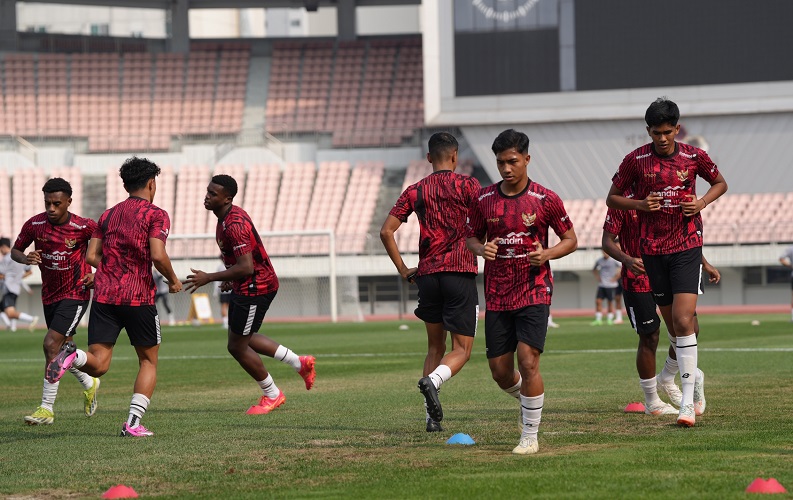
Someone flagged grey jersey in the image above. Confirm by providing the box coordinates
[781,246,793,277]
[594,256,621,289]
[0,253,31,295]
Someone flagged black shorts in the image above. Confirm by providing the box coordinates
[622,290,661,336]
[44,299,89,337]
[484,304,549,358]
[228,292,277,335]
[1,292,18,310]
[595,287,617,301]
[88,302,161,347]
[220,292,232,304]
[616,283,623,295]
[642,247,703,307]
[414,272,478,336]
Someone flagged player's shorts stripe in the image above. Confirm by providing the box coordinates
[65,304,83,336]
[155,314,162,344]
[243,305,257,335]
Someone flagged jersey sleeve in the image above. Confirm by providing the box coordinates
[13,219,35,252]
[224,220,254,258]
[603,207,623,235]
[545,191,574,238]
[148,209,170,243]
[388,187,414,223]
[466,192,487,241]
[84,218,99,242]
[696,149,720,183]
[611,153,638,192]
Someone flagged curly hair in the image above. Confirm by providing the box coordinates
[42,177,72,197]
[211,174,238,199]
[120,156,161,193]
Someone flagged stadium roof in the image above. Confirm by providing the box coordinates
[18,0,419,9]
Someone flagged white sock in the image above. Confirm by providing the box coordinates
[41,379,59,411]
[69,366,94,390]
[640,377,662,407]
[0,312,9,327]
[676,334,698,407]
[503,374,522,399]
[10,319,17,331]
[616,310,623,321]
[659,357,679,384]
[72,349,88,368]
[607,312,614,322]
[18,312,34,323]
[274,345,301,371]
[428,364,452,390]
[127,393,150,427]
[222,316,229,328]
[667,331,677,355]
[257,374,280,398]
[790,308,793,321]
[520,393,544,439]
[595,312,603,321]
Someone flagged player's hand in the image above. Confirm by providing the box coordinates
[624,256,646,275]
[401,266,418,283]
[184,268,209,293]
[169,279,183,293]
[80,272,95,289]
[703,261,721,284]
[641,194,663,212]
[680,194,704,217]
[220,281,233,292]
[528,241,547,266]
[26,250,43,265]
[482,238,499,261]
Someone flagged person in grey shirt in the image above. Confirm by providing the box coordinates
[592,250,622,326]
[0,237,38,331]
[153,268,176,326]
[779,245,793,322]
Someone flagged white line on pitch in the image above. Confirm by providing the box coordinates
[2,347,793,364]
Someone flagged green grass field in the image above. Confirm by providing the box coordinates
[1,314,792,499]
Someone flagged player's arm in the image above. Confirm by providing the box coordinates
[606,183,661,212]
[602,230,645,276]
[379,215,416,282]
[528,228,577,267]
[185,252,254,293]
[681,173,728,217]
[702,255,721,284]
[780,255,792,268]
[12,248,41,266]
[150,237,182,293]
[86,237,103,268]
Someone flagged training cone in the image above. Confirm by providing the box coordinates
[624,402,646,413]
[446,433,475,445]
[102,484,139,499]
[746,478,787,494]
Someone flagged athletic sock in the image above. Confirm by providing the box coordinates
[127,393,150,427]
[676,334,698,407]
[616,310,623,322]
[595,312,603,321]
[0,312,9,327]
[274,345,302,371]
[41,379,59,411]
[520,393,544,439]
[257,374,280,398]
[72,349,88,368]
[607,312,614,322]
[503,374,522,399]
[428,364,452,390]
[667,331,677,355]
[18,312,34,323]
[659,357,679,384]
[639,377,663,407]
[69,366,94,389]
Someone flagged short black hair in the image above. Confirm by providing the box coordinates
[42,177,72,197]
[427,132,458,163]
[0,237,10,248]
[119,156,161,193]
[211,174,238,199]
[645,97,680,127]
[492,129,530,155]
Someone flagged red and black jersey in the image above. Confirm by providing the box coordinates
[13,212,97,305]
[216,205,279,296]
[389,171,479,276]
[467,180,573,311]
[603,203,651,293]
[92,197,170,306]
[611,142,720,256]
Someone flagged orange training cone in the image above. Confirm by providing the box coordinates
[624,402,645,413]
[746,478,787,494]
[102,484,139,499]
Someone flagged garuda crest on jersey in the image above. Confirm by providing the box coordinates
[217,239,224,250]
[522,213,536,227]
[64,238,77,249]
[676,170,689,182]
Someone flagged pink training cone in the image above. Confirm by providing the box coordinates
[624,402,646,413]
[745,478,787,494]
[102,484,139,499]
